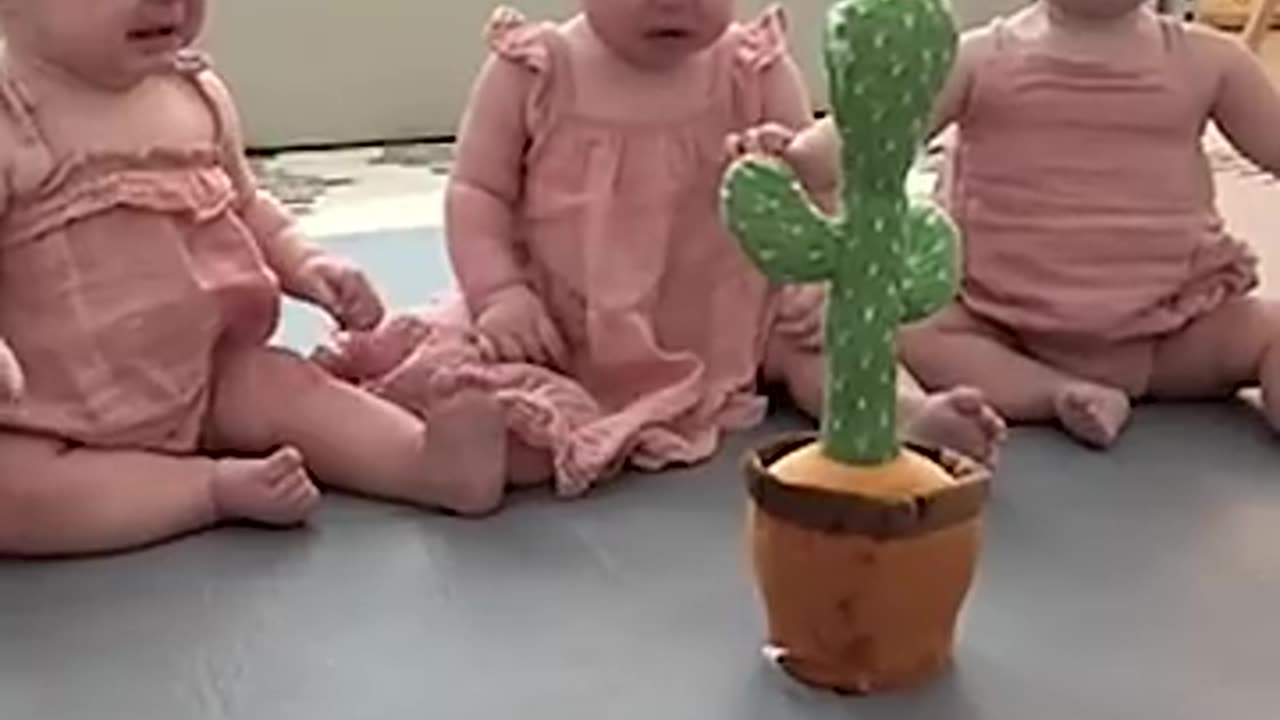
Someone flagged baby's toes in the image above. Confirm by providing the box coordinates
[282,473,321,511]
[976,402,1007,438]
[942,386,987,416]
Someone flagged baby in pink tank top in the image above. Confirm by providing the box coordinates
[313,0,1005,503]
[0,0,512,557]
[742,0,1280,449]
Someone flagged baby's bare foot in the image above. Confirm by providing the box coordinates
[212,446,320,526]
[1054,384,1131,449]
[419,389,508,516]
[905,387,1007,465]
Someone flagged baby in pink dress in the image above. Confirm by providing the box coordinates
[315,0,1005,505]
[0,0,509,557]
[747,0,1280,448]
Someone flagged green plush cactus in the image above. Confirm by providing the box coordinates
[723,0,960,465]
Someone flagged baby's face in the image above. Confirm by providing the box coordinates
[4,0,205,86]
[582,0,733,70]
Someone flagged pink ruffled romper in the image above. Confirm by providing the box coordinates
[0,53,286,452]
[929,14,1257,395]
[322,7,819,497]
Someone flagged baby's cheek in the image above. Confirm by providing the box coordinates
[183,0,208,38]
[697,0,735,35]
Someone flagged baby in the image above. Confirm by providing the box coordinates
[316,0,1005,505]
[743,0,1280,448]
[0,0,507,557]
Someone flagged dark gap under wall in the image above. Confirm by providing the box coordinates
[245,109,945,163]
[248,134,456,158]
[248,111,837,157]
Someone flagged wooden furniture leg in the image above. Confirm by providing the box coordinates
[1241,0,1280,51]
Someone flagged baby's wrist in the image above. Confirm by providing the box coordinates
[275,247,325,291]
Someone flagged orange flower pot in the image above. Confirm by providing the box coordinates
[743,433,992,694]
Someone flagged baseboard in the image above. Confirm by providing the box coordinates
[249,111,838,157]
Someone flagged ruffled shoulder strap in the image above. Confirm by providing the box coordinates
[485,6,554,73]
[481,6,573,132]
[0,53,53,201]
[732,3,790,74]
[183,61,258,201]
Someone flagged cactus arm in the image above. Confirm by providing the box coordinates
[723,158,839,283]
[898,199,960,324]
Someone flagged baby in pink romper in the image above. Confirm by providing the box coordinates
[745,0,1280,448]
[315,0,1006,506]
[0,0,509,557]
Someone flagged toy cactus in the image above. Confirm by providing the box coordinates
[721,0,992,695]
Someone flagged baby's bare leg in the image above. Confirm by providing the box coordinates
[208,347,507,516]
[1148,298,1280,429]
[0,432,316,558]
[901,312,1132,448]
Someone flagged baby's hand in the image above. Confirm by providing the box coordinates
[726,121,839,214]
[293,255,386,332]
[0,338,24,402]
[475,285,567,369]
[725,123,796,161]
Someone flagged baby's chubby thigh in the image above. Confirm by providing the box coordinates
[203,344,335,452]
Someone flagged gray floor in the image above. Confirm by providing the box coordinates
[4,229,1280,719]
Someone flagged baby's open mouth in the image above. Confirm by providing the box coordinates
[126,25,180,42]
[645,28,692,40]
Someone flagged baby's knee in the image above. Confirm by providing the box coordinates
[220,346,329,397]
[210,347,332,448]
[0,465,61,555]
[1257,302,1280,347]
[898,317,947,356]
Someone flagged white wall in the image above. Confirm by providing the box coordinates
[205,0,1024,149]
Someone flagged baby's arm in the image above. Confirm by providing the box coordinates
[758,48,815,132]
[198,72,385,330]
[196,73,325,289]
[757,54,839,212]
[779,28,989,208]
[445,55,569,367]
[445,57,533,318]
[1200,27,1280,175]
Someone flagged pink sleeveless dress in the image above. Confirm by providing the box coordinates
[0,54,284,452]
[320,7,819,496]
[934,14,1257,393]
